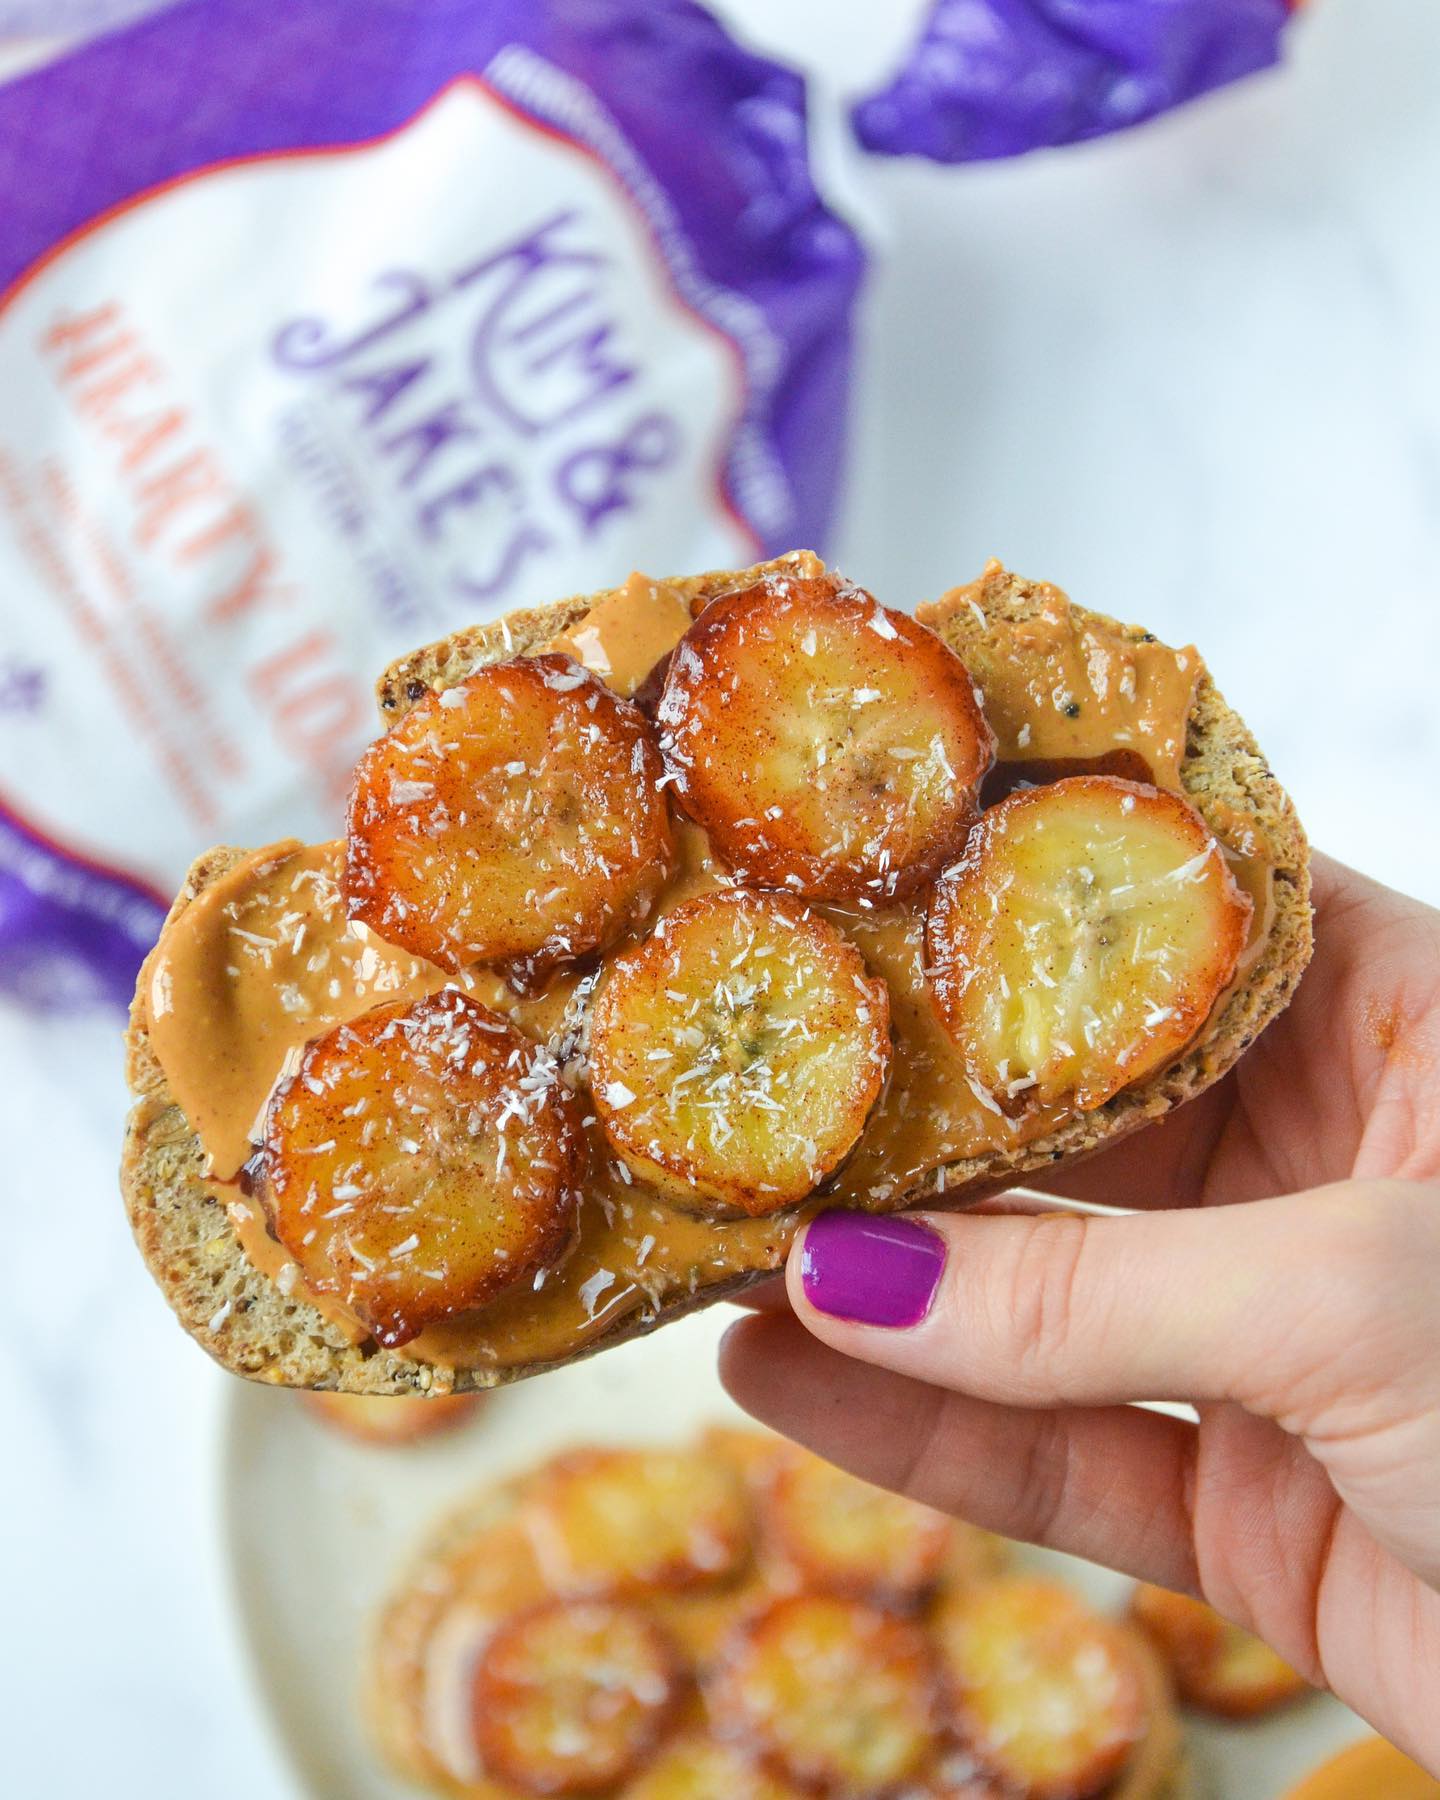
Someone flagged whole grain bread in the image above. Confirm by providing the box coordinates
[121,555,1311,1394]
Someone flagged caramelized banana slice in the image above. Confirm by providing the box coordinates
[911,1748,1012,1799]
[255,992,581,1346]
[917,1781,1008,1798]
[935,1578,1144,1800]
[761,1451,952,1605]
[368,1516,550,1790]
[932,1523,1013,1601]
[473,1599,679,1795]
[657,571,994,901]
[622,1734,806,1800]
[699,1426,793,1498]
[301,1389,483,1445]
[650,1574,776,1674]
[710,1594,938,1794]
[1130,1584,1309,1718]
[345,655,674,978]
[523,1448,753,1595]
[926,777,1251,1113]
[589,890,891,1217]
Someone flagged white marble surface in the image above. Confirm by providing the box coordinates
[2,1,1438,1794]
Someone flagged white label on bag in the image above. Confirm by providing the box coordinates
[0,76,749,885]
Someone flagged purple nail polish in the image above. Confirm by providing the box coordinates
[800,1210,945,1328]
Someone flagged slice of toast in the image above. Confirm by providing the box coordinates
[121,557,1311,1393]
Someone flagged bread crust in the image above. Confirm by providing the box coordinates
[121,557,1311,1393]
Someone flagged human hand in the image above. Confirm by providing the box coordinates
[721,853,1440,1770]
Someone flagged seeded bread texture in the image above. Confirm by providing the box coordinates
[121,554,1311,1394]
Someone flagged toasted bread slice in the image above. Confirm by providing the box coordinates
[121,556,1311,1393]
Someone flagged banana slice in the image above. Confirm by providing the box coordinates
[709,1594,939,1795]
[934,1578,1145,1800]
[472,1598,679,1794]
[301,1389,484,1445]
[523,1448,753,1596]
[913,1764,1011,1799]
[589,890,891,1217]
[656,571,994,902]
[926,776,1252,1113]
[255,991,582,1346]
[907,1748,1011,1799]
[650,1574,775,1675]
[933,1522,1013,1598]
[699,1427,793,1499]
[621,1735,807,1800]
[368,1516,550,1790]
[760,1451,953,1606]
[345,655,674,980]
[1130,1584,1309,1719]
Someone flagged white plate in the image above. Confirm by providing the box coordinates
[221,1304,1371,1800]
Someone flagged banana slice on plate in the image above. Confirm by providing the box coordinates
[472,1598,680,1794]
[708,1593,939,1795]
[366,1516,550,1790]
[657,571,994,902]
[254,991,582,1346]
[934,1577,1146,1800]
[926,776,1252,1113]
[698,1426,793,1499]
[620,1734,807,1800]
[909,1766,1012,1799]
[588,889,892,1217]
[649,1574,776,1675]
[932,1522,1013,1599]
[759,1451,953,1607]
[521,1447,753,1596]
[345,654,674,981]
[1130,1584,1310,1719]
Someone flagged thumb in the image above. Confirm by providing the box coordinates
[784,1179,1434,1420]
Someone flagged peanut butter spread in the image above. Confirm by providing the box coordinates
[544,571,693,698]
[142,567,1275,1373]
[929,577,1199,787]
[146,842,476,1181]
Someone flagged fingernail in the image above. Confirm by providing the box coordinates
[799,1211,945,1328]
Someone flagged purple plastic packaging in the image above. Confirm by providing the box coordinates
[854,0,1296,162]
[0,0,174,33]
[0,0,863,1008]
